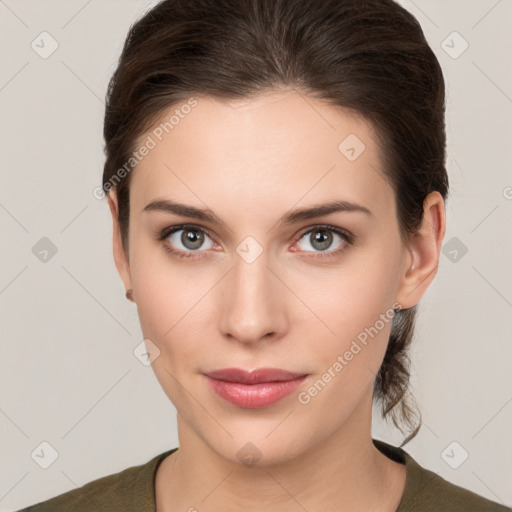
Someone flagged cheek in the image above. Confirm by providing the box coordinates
[129,239,208,338]
[297,304,394,429]
[294,256,398,402]
[296,253,398,345]
[131,262,218,390]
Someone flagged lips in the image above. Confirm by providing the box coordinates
[204,367,307,384]
[204,367,308,408]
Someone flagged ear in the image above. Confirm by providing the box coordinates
[395,191,446,309]
[107,189,133,296]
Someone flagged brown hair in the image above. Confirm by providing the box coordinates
[102,0,449,446]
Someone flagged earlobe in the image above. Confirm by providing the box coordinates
[395,191,446,309]
[107,190,133,296]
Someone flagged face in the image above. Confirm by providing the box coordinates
[110,89,417,465]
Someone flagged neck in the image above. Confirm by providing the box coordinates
[156,392,406,512]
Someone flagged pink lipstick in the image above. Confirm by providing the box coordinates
[204,368,308,408]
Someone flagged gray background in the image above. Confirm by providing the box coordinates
[0,0,511,510]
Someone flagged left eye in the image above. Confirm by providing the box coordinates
[294,226,350,256]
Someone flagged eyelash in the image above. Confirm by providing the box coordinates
[157,223,354,261]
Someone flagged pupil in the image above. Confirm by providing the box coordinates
[183,230,203,249]
[313,230,332,251]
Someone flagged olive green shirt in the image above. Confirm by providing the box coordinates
[18,438,511,511]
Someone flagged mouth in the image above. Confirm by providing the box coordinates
[203,367,309,408]
[204,367,307,384]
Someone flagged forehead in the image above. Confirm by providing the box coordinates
[129,90,394,218]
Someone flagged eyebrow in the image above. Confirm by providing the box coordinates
[143,198,372,228]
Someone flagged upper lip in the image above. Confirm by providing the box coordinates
[204,368,307,384]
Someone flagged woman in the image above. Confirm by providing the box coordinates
[18,0,511,510]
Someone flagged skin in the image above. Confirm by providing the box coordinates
[108,89,445,511]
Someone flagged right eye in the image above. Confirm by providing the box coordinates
[158,224,217,260]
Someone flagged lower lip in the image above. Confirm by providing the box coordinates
[205,375,308,408]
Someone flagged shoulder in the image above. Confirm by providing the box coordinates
[16,448,176,512]
[373,439,511,512]
[402,460,511,511]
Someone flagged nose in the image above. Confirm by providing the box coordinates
[218,251,288,346]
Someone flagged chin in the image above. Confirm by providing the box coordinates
[205,427,315,468]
